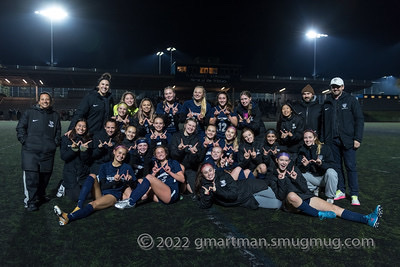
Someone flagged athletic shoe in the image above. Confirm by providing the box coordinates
[56,184,65,198]
[318,211,336,220]
[313,187,319,197]
[364,205,383,228]
[27,203,38,212]
[327,198,334,204]
[114,199,136,210]
[351,195,360,206]
[54,205,69,226]
[334,190,346,201]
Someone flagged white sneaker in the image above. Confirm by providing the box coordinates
[327,198,334,204]
[114,199,135,210]
[56,184,65,198]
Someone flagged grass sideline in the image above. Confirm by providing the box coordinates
[0,121,399,266]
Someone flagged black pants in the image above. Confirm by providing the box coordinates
[23,170,52,206]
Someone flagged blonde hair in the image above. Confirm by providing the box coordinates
[136,98,155,125]
[194,86,207,117]
[163,86,176,107]
[304,129,323,154]
[225,126,239,151]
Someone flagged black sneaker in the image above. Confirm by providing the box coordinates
[27,203,38,212]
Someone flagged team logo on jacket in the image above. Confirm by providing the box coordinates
[48,121,55,128]
[220,180,226,187]
[292,123,297,129]
[341,103,348,110]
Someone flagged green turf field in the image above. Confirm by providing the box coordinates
[0,121,399,266]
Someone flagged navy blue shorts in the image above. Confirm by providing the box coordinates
[102,189,122,200]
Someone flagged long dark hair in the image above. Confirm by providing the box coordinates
[194,163,214,196]
[70,119,92,143]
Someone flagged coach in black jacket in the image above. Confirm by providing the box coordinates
[321,77,364,205]
[16,92,61,211]
[293,84,322,136]
[68,73,114,135]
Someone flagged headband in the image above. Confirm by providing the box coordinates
[277,152,291,159]
[136,138,148,145]
[114,145,128,151]
[201,163,213,172]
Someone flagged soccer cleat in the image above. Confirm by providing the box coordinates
[114,199,136,210]
[318,211,336,220]
[364,205,383,228]
[351,195,360,206]
[313,187,319,197]
[327,198,334,204]
[56,184,65,198]
[334,190,346,201]
[54,205,69,226]
[27,203,38,212]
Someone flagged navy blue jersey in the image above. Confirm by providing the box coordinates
[154,159,182,202]
[212,106,237,139]
[181,100,212,137]
[98,162,136,193]
[156,102,182,134]
[201,136,217,162]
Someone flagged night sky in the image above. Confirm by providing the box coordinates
[1,0,399,80]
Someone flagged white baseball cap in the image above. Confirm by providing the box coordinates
[330,77,344,86]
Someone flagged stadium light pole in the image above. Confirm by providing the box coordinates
[35,6,68,66]
[156,52,164,75]
[306,30,328,79]
[166,47,176,74]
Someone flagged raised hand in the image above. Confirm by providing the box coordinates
[250,148,257,159]
[189,142,198,154]
[125,170,132,181]
[81,140,92,148]
[243,148,250,160]
[114,169,121,181]
[288,166,297,179]
[214,107,220,117]
[263,147,270,156]
[160,130,168,139]
[164,104,171,114]
[277,169,286,180]
[223,143,229,151]
[238,114,243,123]
[150,129,156,139]
[202,186,211,195]
[162,162,171,174]
[187,108,194,119]
[178,138,187,150]
[98,139,104,148]
[280,130,289,139]
[213,139,220,147]
[152,161,161,175]
[172,104,179,115]
[301,155,310,166]
[106,138,113,147]
[70,139,80,149]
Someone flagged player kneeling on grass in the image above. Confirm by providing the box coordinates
[272,152,383,228]
[54,145,148,225]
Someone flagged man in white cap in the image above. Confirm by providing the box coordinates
[321,77,364,206]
